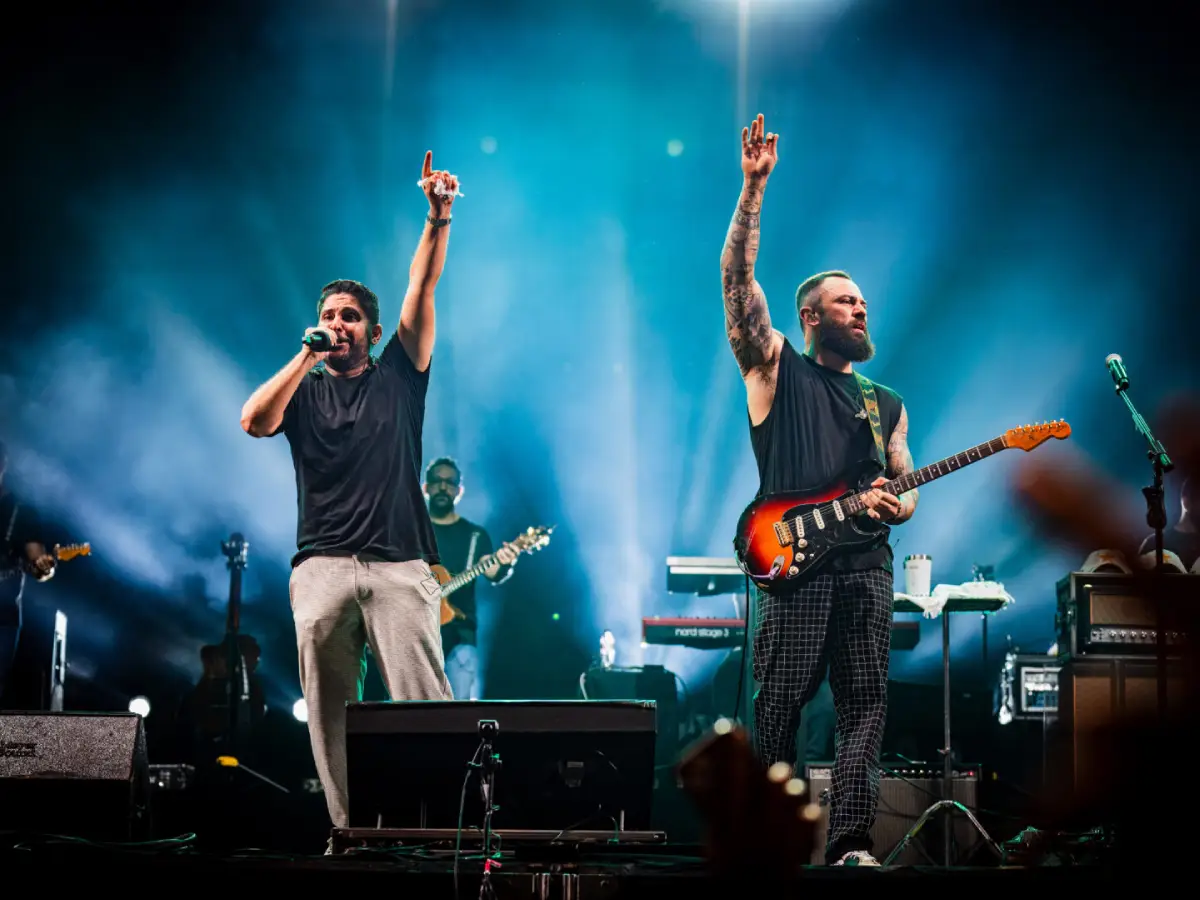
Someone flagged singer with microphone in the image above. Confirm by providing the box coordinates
[239,150,459,845]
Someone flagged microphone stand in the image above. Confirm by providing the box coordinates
[1112,377,1173,722]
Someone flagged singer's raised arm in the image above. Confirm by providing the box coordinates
[398,151,458,373]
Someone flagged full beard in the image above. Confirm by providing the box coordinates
[322,341,367,373]
[821,322,875,363]
[429,495,454,514]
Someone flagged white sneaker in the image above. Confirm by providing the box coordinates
[833,850,880,867]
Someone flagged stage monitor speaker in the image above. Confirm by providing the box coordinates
[346,700,656,832]
[0,711,150,841]
[805,765,981,865]
[580,666,679,765]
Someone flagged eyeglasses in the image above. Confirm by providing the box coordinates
[426,477,460,488]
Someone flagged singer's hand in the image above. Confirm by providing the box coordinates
[303,326,335,362]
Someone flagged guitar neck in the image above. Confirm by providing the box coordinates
[845,436,1008,514]
[443,554,496,597]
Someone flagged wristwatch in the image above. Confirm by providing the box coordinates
[427,214,452,228]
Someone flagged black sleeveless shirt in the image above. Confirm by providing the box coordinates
[749,337,903,573]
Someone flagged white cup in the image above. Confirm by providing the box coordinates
[904,554,932,597]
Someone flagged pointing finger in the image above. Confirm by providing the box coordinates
[422,150,433,179]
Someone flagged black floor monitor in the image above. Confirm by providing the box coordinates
[346,699,657,832]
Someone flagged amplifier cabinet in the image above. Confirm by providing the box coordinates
[805,765,980,865]
[1049,657,1189,796]
[1055,572,1196,659]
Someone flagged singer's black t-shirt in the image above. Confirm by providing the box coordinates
[275,332,439,569]
[749,337,903,576]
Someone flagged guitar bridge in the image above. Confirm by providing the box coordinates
[773,520,793,546]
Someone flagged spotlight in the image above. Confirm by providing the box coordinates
[128,696,151,717]
[292,698,308,723]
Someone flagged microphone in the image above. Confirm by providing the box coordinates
[303,330,336,352]
[1105,353,1129,391]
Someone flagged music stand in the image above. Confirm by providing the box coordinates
[884,592,1008,867]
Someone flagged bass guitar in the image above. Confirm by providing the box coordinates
[733,421,1070,593]
[434,525,554,626]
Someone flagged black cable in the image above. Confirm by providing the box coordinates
[454,740,485,900]
[732,573,751,724]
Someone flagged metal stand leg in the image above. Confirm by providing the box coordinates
[882,613,1004,867]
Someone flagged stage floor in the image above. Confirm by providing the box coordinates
[0,834,1127,894]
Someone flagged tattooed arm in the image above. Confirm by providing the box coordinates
[722,179,775,375]
[723,114,783,424]
[886,404,919,524]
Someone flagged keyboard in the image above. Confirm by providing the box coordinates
[642,618,744,649]
[641,617,919,651]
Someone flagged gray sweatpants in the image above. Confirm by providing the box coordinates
[289,555,451,828]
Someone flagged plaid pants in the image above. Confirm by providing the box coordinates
[752,567,893,863]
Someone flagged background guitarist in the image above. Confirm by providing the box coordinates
[720,113,919,867]
[0,439,58,704]
[424,457,519,700]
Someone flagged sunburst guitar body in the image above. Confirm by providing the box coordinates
[734,421,1071,594]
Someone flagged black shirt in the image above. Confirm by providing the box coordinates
[1,489,42,623]
[434,517,500,652]
[749,337,903,574]
[277,332,439,569]
[1,490,42,573]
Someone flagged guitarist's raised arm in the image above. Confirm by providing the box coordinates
[722,113,783,426]
[886,404,919,524]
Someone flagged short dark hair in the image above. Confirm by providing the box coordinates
[425,456,461,482]
[795,270,851,324]
[318,279,381,331]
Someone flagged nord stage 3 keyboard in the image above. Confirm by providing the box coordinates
[641,617,919,651]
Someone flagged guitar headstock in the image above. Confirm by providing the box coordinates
[676,718,819,877]
[55,542,91,562]
[221,532,249,570]
[1004,419,1071,452]
[510,524,554,555]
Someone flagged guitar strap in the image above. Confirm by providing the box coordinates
[855,373,887,468]
[465,530,480,569]
[1,501,18,580]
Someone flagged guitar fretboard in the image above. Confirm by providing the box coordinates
[442,554,499,595]
[842,437,1007,514]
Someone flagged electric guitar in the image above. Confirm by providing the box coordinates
[734,421,1071,593]
[2,542,91,582]
[434,525,554,626]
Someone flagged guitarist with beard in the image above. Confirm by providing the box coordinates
[721,114,919,867]
[424,457,519,700]
[0,440,57,703]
